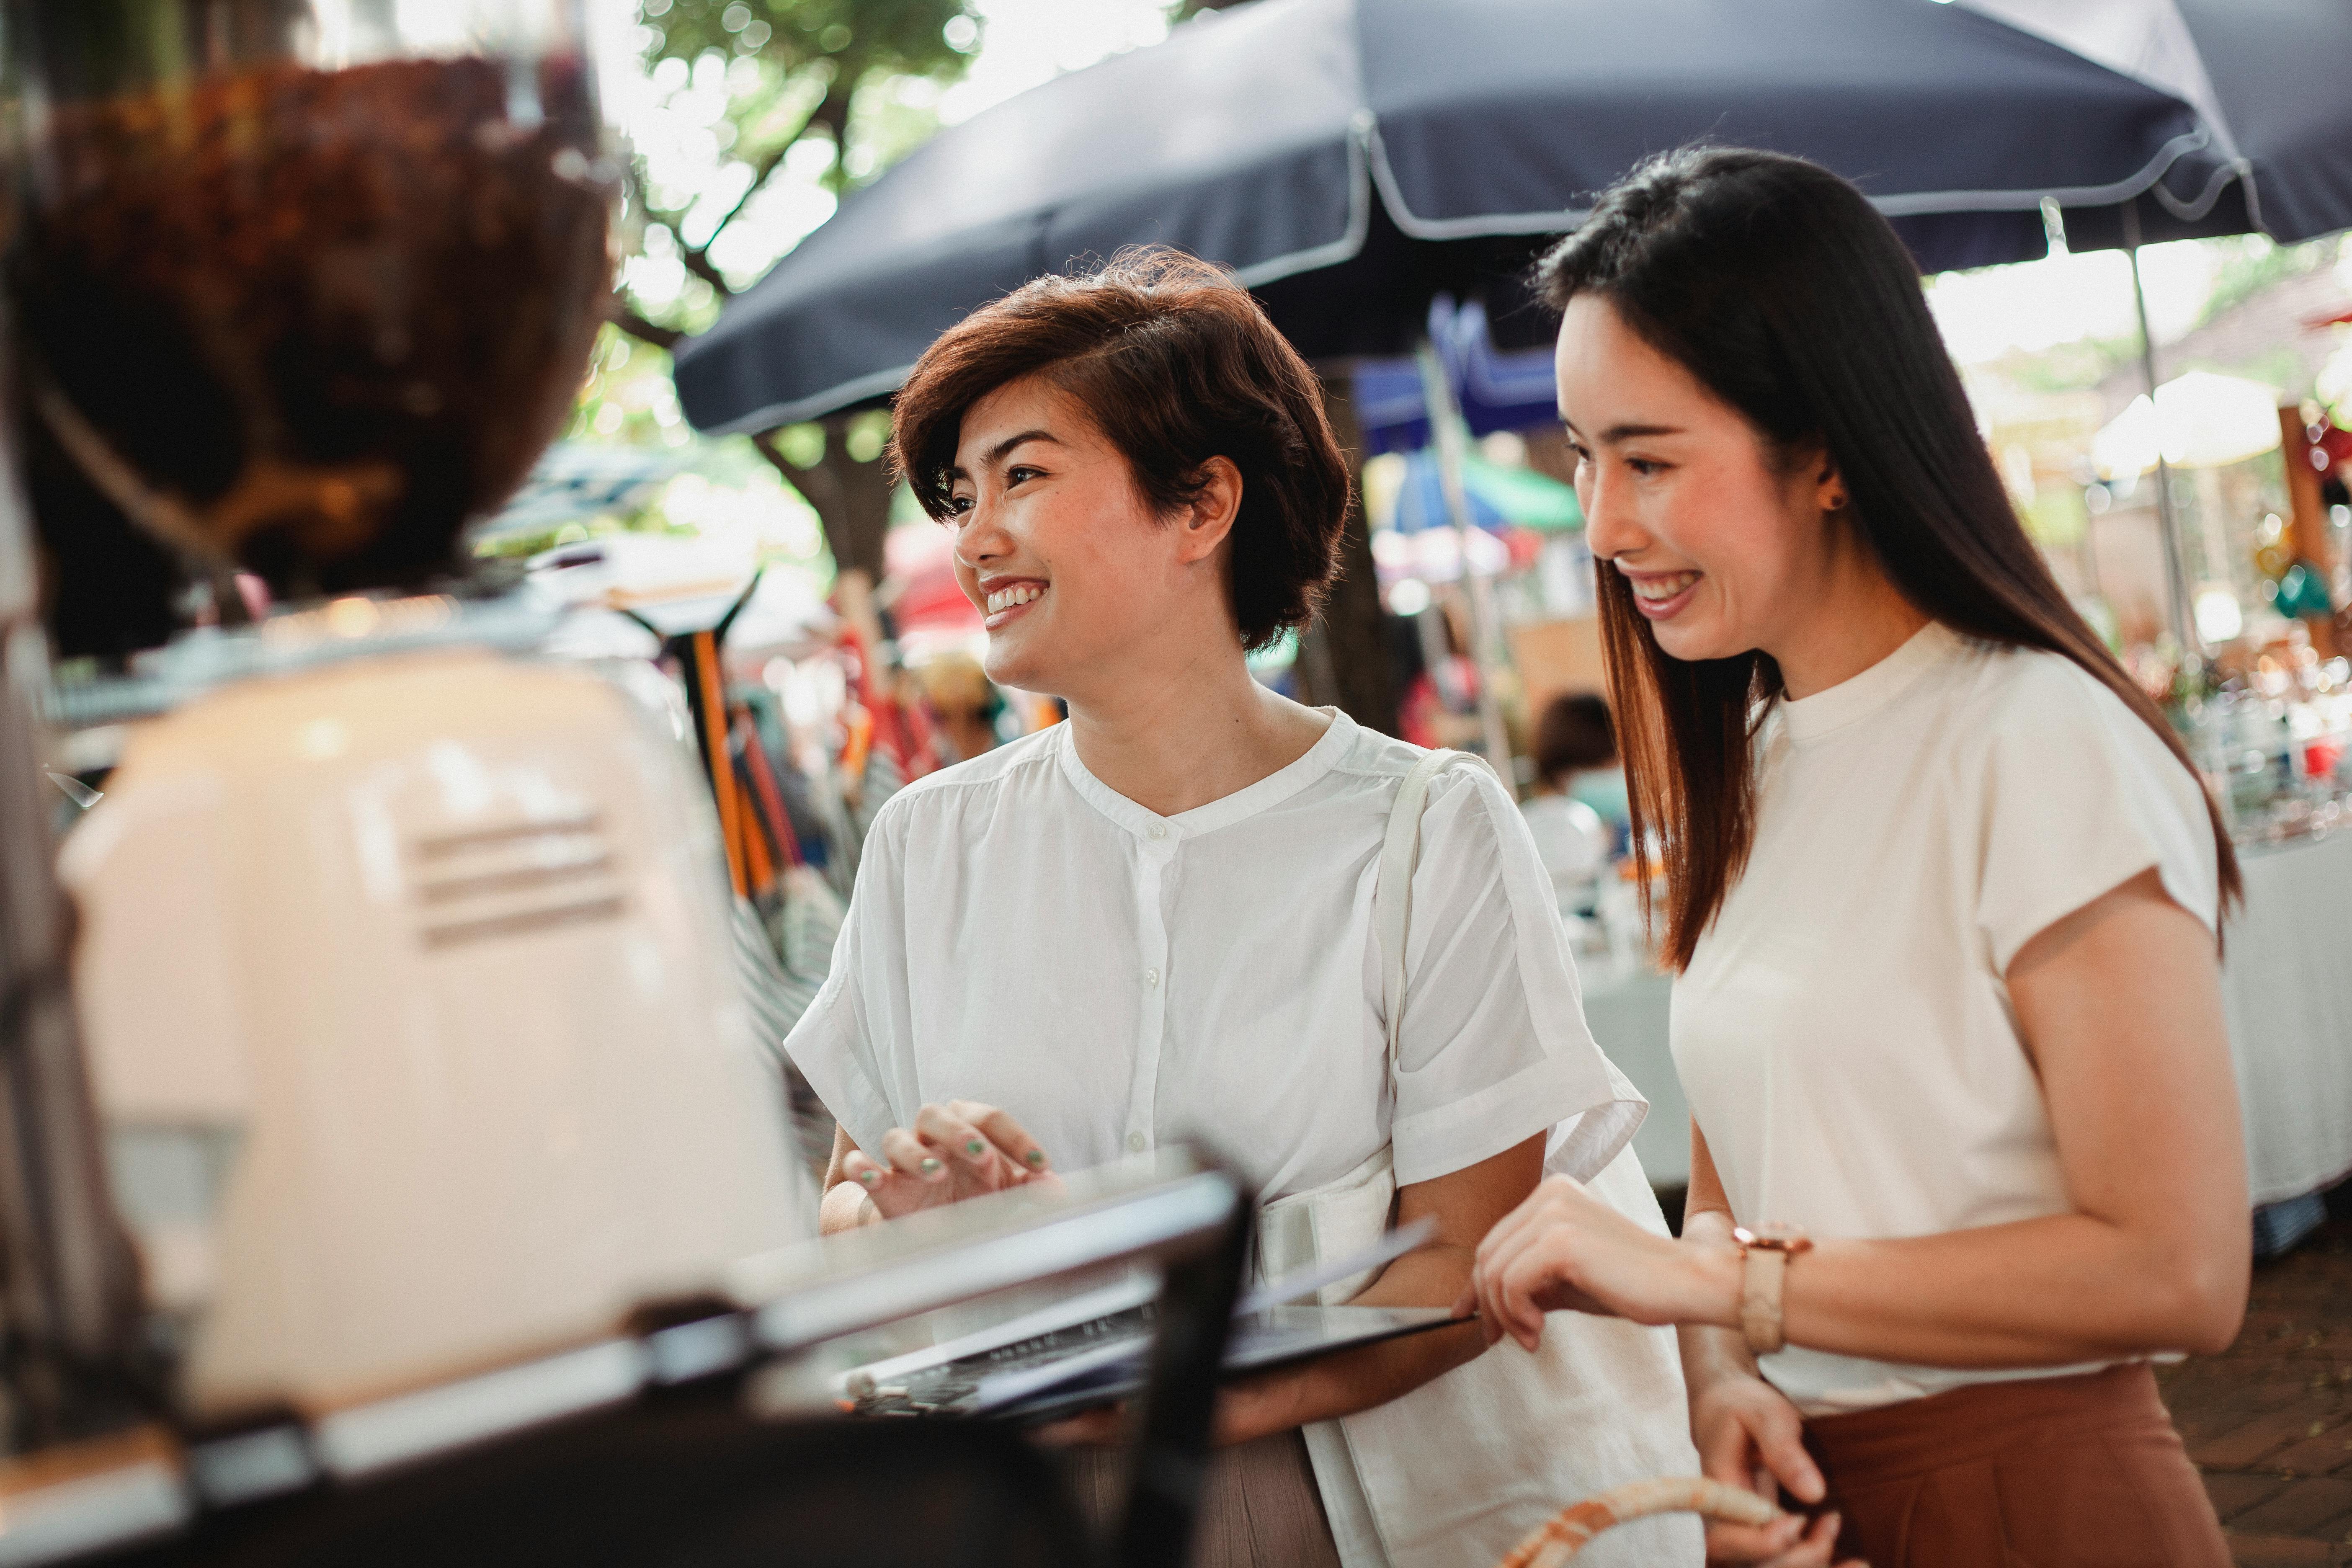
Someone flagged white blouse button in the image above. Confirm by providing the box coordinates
[1144,967,1161,988]
[1127,1131,1148,1153]
[1148,823,1167,840]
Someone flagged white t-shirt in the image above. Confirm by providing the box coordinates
[785,710,1641,1202]
[1672,622,2220,1416]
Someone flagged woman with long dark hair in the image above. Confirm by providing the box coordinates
[1462,148,2247,1567]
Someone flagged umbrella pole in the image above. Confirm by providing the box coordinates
[1414,339,1514,771]
[2123,203,2200,662]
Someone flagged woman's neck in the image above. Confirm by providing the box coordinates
[1063,644,1331,818]
[1767,531,1930,701]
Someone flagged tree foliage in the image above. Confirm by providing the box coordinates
[617,0,978,346]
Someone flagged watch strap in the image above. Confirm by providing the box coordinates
[1741,1246,1791,1357]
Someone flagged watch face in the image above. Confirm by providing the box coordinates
[1736,1223,1812,1251]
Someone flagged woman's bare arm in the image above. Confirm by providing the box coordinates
[1767,867,2248,1362]
[1212,1132,1545,1445]
[1473,870,2249,1366]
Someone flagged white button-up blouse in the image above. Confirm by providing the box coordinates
[785,710,1640,1201]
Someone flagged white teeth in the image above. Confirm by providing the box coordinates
[985,584,1043,615]
[1629,572,1698,601]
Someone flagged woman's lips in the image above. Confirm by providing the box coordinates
[1624,570,1700,621]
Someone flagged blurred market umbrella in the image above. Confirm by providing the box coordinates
[1955,0,2352,250]
[675,0,2257,435]
[2092,371,2286,478]
[1355,298,1562,454]
[1379,449,1581,534]
[468,444,681,549]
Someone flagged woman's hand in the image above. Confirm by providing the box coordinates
[1688,1368,1852,1564]
[835,1100,1055,1220]
[1456,1173,1743,1347]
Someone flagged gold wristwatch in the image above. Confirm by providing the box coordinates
[1732,1223,1813,1357]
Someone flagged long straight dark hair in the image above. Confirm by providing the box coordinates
[1536,147,2239,970]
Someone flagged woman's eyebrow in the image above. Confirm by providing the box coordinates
[1563,418,1686,444]
[948,429,1062,483]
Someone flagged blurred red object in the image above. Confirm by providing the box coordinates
[2304,738,2343,778]
[2317,421,2352,473]
[884,524,982,634]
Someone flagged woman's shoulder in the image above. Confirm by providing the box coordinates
[871,725,1064,830]
[1322,727,1520,830]
[1935,635,2213,855]
[1935,637,2172,762]
[1885,630,2130,750]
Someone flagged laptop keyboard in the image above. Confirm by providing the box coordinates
[847,1305,1156,1416]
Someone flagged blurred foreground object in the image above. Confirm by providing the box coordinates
[0,1149,1252,1566]
[8,0,619,654]
[2,0,816,1445]
[57,607,811,1417]
[0,427,150,1456]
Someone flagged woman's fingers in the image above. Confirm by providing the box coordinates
[838,1147,923,1218]
[1745,1401,1826,1506]
[957,1102,1050,1175]
[1480,1228,1562,1346]
[1706,1511,1840,1567]
[878,1126,948,1184]
[839,1147,887,1190]
[913,1103,1000,1180]
[1491,1236,1575,1349]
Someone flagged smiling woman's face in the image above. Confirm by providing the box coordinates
[946,373,1214,699]
[1554,293,1841,665]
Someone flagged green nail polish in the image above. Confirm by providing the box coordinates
[920,1157,942,1176]
[1025,1149,1047,1167]
[857,1168,879,1187]
[966,1138,986,1156]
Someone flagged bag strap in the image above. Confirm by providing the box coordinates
[1376,748,1473,1070]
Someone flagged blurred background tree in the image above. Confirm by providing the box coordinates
[564,0,1259,636]
[613,0,980,349]
[591,0,982,592]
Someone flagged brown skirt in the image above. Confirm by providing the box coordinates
[1060,1428,1342,1568]
[1803,1364,2228,1568]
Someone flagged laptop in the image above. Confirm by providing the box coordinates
[838,1220,1457,1421]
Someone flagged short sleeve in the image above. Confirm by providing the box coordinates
[779,810,903,1157]
[1387,764,1645,1187]
[1975,662,2220,975]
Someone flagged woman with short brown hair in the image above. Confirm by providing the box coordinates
[784,249,1699,1568]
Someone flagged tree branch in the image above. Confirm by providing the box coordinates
[750,429,799,479]
[607,296,684,351]
[681,246,733,295]
[691,138,799,261]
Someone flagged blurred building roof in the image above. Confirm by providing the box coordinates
[2097,263,2352,421]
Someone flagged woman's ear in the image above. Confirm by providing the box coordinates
[1174,456,1243,565]
[1815,454,1848,514]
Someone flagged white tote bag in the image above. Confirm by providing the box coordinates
[1257,750,1703,1568]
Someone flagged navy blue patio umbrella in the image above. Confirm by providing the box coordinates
[672,0,2351,436]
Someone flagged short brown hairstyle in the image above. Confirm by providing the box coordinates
[890,248,1350,651]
